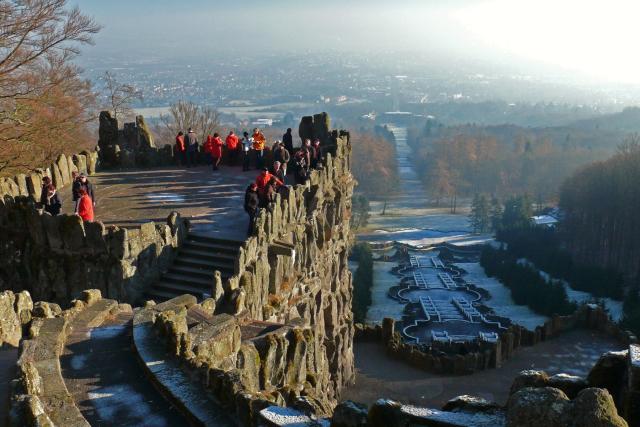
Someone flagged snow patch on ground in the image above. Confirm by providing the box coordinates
[88,384,170,427]
[144,193,186,203]
[517,258,624,322]
[366,261,404,323]
[453,262,548,330]
[90,325,126,340]
[70,354,88,370]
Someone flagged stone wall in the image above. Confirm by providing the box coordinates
[0,150,98,201]
[98,111,173,169]
[0,195,188,305]
[136,295,335,425]
[214,115,355,408]
[355,305,638,375]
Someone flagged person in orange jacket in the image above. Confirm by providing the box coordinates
[76,188,94,222]
[255,167,283,196]
[225,131,240,166]
[210,133,224,170]
[252,128,266,169]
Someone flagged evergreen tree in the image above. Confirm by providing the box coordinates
[490,196,502,231]
[470,194,492,233]
[501,194,533,230]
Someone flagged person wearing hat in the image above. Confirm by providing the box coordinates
[184,127,198,167]
[273,141,290,176]
[72,172,95,213]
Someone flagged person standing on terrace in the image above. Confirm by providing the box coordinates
[225,130,239,166]
[76,188,94,222]
[184,128,198,167]
[252,128,266,169]
[241,131,253,171]
[175,131,186,166]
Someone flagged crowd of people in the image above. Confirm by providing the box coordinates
[239,129,325,236]
[35,127,323,237]
[39,171,96,222]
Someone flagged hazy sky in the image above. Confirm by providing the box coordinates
[77,0,640,84]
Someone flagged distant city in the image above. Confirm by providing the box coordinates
[81,51,640,128]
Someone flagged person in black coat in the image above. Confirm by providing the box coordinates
[72,173,95,213]
[42,184,62,216]
[282,128,293,155]
[244,183,260,236]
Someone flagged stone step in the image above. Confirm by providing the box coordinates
[167,264,217,280]
[179,248,237,266]
[187,233,244,249]
[162,272,215,287]
[173,256,235,276]
[183,240,240,257]
[154,281,211,299]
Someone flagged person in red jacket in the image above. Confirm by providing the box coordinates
[175,131,186,166]
[255,167,283,205]
[76,188,94,222]
[203,135,214,166]
[225,131,239,166]
[210,133,224,170]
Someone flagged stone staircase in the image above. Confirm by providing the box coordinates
[145,233,242,302]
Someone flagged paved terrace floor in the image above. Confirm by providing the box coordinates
[61,165,262,241]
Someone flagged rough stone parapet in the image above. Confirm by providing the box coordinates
[213,117,355,409]
[98,111,174,169]
[0,196,188,304]
[0,151,98,201]
[8,289,121,427]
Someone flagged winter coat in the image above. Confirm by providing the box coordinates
[274,147,290,164]
[44,191,62,216]
[77,195,94,222]
[185,132,198,151]
[244,186,259,214]
[175,134,185,152]
[252,132,266,150]
[256,172,283,194]
[72,180,95,203]
[226,134,239,150]
[283,131,293,153]
[211,136,224,158]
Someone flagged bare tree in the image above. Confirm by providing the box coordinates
[101,71,142,122]
[0,0,101,175]
[160,101,220,143]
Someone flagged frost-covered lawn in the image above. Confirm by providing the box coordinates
[454,262,548,330]
[365,261,405,323]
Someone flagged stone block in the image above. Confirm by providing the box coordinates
[56,154,70,186]
[51,163,63,189]
[506,387,571,427]
[72,154,88,174]
[59,214,86,252]
[569,388,628,427]
[14,174,29,196]
[0,291,21,346]
[80,289,102,306]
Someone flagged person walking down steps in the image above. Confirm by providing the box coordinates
[244,183,259,236]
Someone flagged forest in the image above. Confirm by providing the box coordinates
[407,121,623,205]
[559,143,640,281]
[350,125,399,200]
